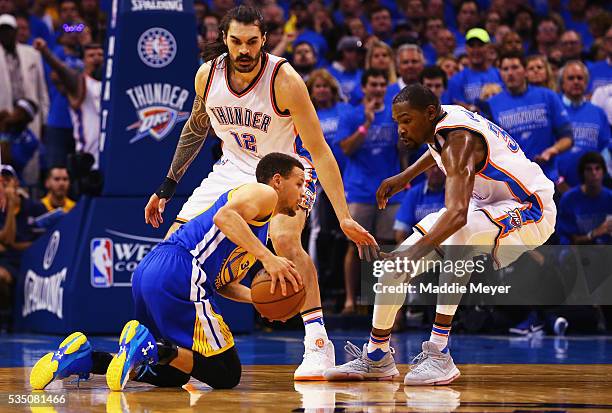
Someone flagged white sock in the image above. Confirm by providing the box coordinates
[429,323,451,352]
[301,308,328,340]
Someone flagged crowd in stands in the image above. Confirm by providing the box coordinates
[0,0,610,333]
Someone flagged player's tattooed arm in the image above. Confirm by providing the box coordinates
[167,94,211,182]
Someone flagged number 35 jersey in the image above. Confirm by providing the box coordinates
[203,52,313,174]
[429,105,554,208]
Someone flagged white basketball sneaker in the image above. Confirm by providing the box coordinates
[294,337,335,381]
[403,341,460,386]
[324,341,399,381]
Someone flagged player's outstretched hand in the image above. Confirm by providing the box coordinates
[144,193,167,228]
[261,254,302,296]
[376,173,408,210]
[340,218,380,261]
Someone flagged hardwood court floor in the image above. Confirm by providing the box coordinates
[2,364,612,412]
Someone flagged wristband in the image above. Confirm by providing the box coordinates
[155,177,178,200]
[358,125,368,135]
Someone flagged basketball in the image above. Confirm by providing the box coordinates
[251,269,305,321]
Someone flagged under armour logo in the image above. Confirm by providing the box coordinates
[141,341,154,356]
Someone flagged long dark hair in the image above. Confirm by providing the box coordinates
[202,5,266,62]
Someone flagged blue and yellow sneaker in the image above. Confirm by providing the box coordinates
[30,332,93,390]
[106,320,158,391]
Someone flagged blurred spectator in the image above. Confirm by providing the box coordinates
[451,0,480,55]
[80,0,105,43]
[328,36,363,105]
[261,3,284,26]
[485,11,502,42]
[336,68,402,313]
[420,65,449,104]
[57,0,81,37]
[291,41,317,81]
[437,55,459,79]
[557,61,610,188]
[15,14,30,44]
[194,1,207,31]
[386,44,425,99]
[487,53,572,183]
[35,39,102,168]
[534,17,561,57]
[30,0,56,34]
[333,0,364,26]
[513,6,535,50]
[494,25,512,47]
[305,69,350,270]
[393,165,445,243]
[587,26,612,93]
[431,28,456,60]
[41,166,74,212]
[400,0,426,34]
[447,28,503,110]
[365,41,397,85]
[368,6,393,45]
[422,17,444,64]
[559,30,585,62]
[0,98,40,180]
[289,0,328,62]
[558,152,612,244]
[9,0,54,47]
[0,165,47,314]
[499,31,525,56]
[345,16,369,45]
[561,0,593,51]
[265,22,294,57]
[0,14,48,155]
[526,55,557,91]
[44,20,87,169]
[202,13,220,44]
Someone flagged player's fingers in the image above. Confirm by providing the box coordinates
[357,243,363,260]
[159,198,166,214]
[287,273,300,293]
[279,276,287,296]
[270,275,277,295]
[287,265,302,285]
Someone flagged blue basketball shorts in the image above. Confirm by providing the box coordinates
[132,244,234,357]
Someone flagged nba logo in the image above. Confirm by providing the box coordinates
[91,238,114,287]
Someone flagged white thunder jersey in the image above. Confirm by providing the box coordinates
[407,105,557,269]
[203,52,312,173]
[177,53,314,221]
[430,105,553,213]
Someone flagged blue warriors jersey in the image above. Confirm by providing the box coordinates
[165,186,270,290]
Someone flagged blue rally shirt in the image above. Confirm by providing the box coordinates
[447,66,503,105]
[557,186,612,245]
[317,102,350,172]
[335,103,404,205]
[327,64,364,106]
[393,181,445,234]
[587,59,612,93]
[487,85,572,182]
[557,98,611,187]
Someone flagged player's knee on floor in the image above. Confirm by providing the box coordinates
[191,347,241,389]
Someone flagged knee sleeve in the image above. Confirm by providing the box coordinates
[191,346,241,389]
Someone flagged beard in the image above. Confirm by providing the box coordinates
[230,48,262,73]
